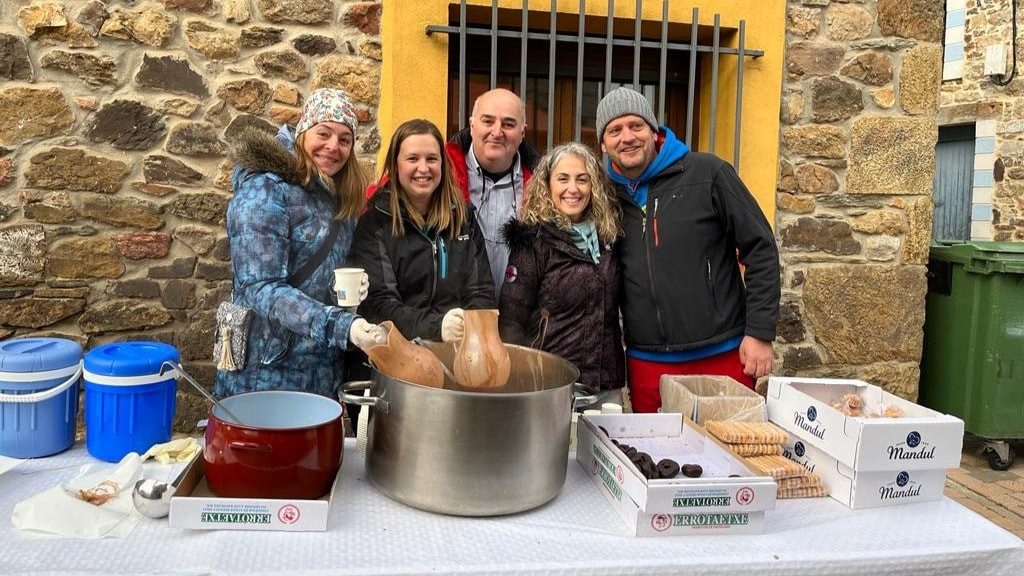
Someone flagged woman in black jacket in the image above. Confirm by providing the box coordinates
[499,142,625,395]
[349,119,495,342]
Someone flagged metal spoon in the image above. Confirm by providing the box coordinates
[132,464,189,519]
[159,361,247,426]
[411,337,461,388]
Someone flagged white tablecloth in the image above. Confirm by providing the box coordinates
[1,440,1022,576]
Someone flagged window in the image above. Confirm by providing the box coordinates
[446,22,699,153]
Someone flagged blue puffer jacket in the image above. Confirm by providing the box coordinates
[214,125,359,399]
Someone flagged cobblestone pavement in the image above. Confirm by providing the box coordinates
[945,436,1024,540]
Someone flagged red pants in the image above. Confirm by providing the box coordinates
[627,349,754,413]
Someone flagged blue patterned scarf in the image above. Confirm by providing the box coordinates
[569,219,601,264]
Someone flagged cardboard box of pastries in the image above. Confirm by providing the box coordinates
[782,436,949,509]
[766,377,964,472]
[576,413,777,536]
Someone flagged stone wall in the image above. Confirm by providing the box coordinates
[939,0,1024,241]
[774,0,943,400]
[0,0,382,429]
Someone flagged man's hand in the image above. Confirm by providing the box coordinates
[739,336,774,379]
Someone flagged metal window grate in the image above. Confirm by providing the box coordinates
[426,0,763,167]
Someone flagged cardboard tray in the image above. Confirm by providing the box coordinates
[576,413,776,536]
[167,453,341,531]
[659,374,766,424]
[766,377,964,472]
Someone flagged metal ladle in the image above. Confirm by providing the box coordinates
[411,337,461,388]
[159,360,247,426]
[132,464,189,519]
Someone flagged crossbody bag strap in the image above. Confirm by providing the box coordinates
[287,217,342,288]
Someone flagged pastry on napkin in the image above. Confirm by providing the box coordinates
[12,452,142,539]
[141,437,200,464]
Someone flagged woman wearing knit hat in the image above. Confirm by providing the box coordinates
[348,119,496,343]
[215,88,383,399]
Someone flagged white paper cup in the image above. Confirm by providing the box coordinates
[601,402,623,414]
[334,267,364,308]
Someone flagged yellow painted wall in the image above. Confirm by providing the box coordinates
[380,0,786,222]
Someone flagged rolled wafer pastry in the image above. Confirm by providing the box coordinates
[778,473,823,489]
[705,420,789,444]
[744,454,806,479]
[777,484,829,499]
[728,443,783,457]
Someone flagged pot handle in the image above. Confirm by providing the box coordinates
[228,441,273,454]
[339,380,389,414]
[572,382,600,412]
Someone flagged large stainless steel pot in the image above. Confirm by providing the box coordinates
[340,341,590,516]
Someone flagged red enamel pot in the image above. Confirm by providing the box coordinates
[203,390,344,499]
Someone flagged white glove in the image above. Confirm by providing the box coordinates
[359,272,369,303]
[441,308,465,342]
[348,318,382,351]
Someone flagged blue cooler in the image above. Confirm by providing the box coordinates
[83,341,179,462]
[0,338,83,458]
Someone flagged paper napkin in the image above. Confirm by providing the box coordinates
[12,452,142,539]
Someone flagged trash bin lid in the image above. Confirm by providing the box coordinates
[929,241,1024,275]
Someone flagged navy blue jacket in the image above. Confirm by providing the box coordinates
[613,144,780,353]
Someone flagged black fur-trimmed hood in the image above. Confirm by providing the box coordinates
[501,218,538,252]
[231,127,304,187]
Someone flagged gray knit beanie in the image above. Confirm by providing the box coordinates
[595,87,659,141]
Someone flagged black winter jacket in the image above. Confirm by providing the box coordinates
[348,188,496,340]
[614,151,780,352]
[499,220,625,390]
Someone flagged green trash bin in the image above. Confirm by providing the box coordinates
[920,241,1024,470]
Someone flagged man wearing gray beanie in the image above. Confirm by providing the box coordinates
[595,86,779,413]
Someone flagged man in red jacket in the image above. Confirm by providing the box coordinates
[446,88,541,298]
